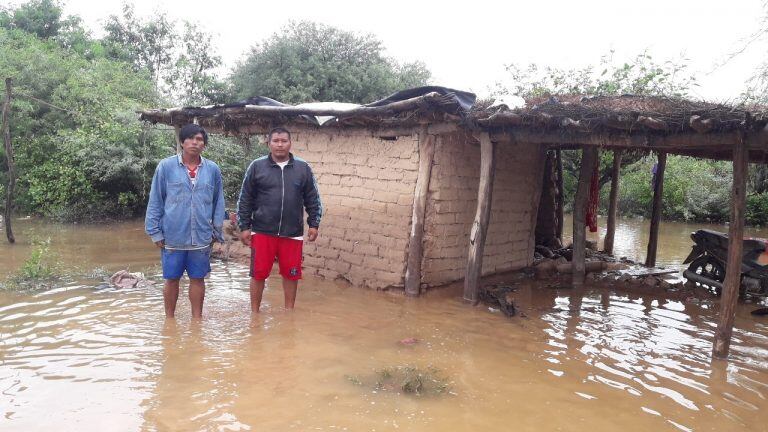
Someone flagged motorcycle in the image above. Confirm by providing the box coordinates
[683,229,768,297]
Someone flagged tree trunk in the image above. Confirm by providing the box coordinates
[713,136,747,358]
[572,147,598,286]
[2,78,15,244]
[556,149,564,241]
[463,133,496,303]
[174,124,182,153]
[405,129,436,296]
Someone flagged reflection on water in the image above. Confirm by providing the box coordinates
[0,219,767,431]
[564,214,768,268]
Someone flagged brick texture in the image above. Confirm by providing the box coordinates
[291,130,419,289]
[421,132,544,287]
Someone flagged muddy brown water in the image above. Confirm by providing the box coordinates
[1,218,767,431]
[563,214,768,269]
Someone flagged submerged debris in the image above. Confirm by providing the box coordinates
[529,243,724,301]
[479,284,517,317]
[109,270,155,289]
[346,365,452,396]
[398,337,419,346]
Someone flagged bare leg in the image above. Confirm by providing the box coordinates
[163,279,180,318]
[250,278,266,313]
[189,278,206,319]
[283,278,298,309]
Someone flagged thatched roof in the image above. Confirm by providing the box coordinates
[478,95,768,135]
[138,87,768,161]
[138,86,476,132]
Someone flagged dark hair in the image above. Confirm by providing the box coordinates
[179,123,208,145]
[267,126,291,142]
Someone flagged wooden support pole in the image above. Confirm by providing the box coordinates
[463,132,496,303]
[555,149,564,242]
[713,135,748,358]
[405,128,436,296]
[604,149,623,255]
[645,151,667,267]
[572,147,598,286]
[240,134,252,157]
[2,78,15,244]
[174,124,182,154]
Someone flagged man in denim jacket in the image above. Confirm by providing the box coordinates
[145,124,225,319]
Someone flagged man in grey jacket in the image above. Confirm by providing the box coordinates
[237,127,322,312]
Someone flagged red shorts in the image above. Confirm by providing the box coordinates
[250,233,303,280]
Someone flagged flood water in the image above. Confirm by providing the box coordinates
[564,214,768,269]
[1,219,767,431]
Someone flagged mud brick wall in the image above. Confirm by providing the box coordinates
[421,132,544,287]
[290,130,419,289]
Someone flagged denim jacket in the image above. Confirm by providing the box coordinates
[145,154,225,248]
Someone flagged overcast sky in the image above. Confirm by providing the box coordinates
[57,0,767,102]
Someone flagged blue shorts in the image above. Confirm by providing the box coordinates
[161,247,211,279]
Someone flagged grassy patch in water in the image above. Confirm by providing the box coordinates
[346,365,452,396]
[3,238,64,290]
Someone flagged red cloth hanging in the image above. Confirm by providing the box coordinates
[586,160,599,232]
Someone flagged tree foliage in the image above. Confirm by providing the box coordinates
[492,51,698,99]
[493,52,709,219]
[0,25,172,221]
[0,0,63,39]
[102,3,226,105]
[230,21,431,104]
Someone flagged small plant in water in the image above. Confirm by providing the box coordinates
[4,238,62,289]
[347,365,452,397]
[85,266,109,279]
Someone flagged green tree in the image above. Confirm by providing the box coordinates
[102,2,225,105]
[493,52,699,213]
[492,51,697,99]
[102,3,175,92]
[0,0,63,39]
[165,21,228,105]
[616,156,731,222]
[0,26,171,221]
[230,21,431,104]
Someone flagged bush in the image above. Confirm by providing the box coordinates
[615,155,731,222]
[25,158,104,217]
[205,135,268,205]
[747,192,768,226]
[4,237,62,290]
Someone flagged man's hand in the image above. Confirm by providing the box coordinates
[307,227,318,242]
[240,229,252,246]
[154,240,165,248]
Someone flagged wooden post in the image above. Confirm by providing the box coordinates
[2,78,15,244]
[645,151,667,267]
[463,132,496,303]
[555,149,564,241]
[405,128,436,296]
[572,147,598,286]
[713,135,748,358]
[174,124,182,153]
[240,134,252,157]
[604,149,623,255]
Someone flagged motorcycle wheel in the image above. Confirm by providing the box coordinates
[687,255,726,295]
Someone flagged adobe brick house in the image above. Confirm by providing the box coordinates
[140,90,768,328]
[142,88,768,358]
[270,127,544,290]
[140,88,546,294]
